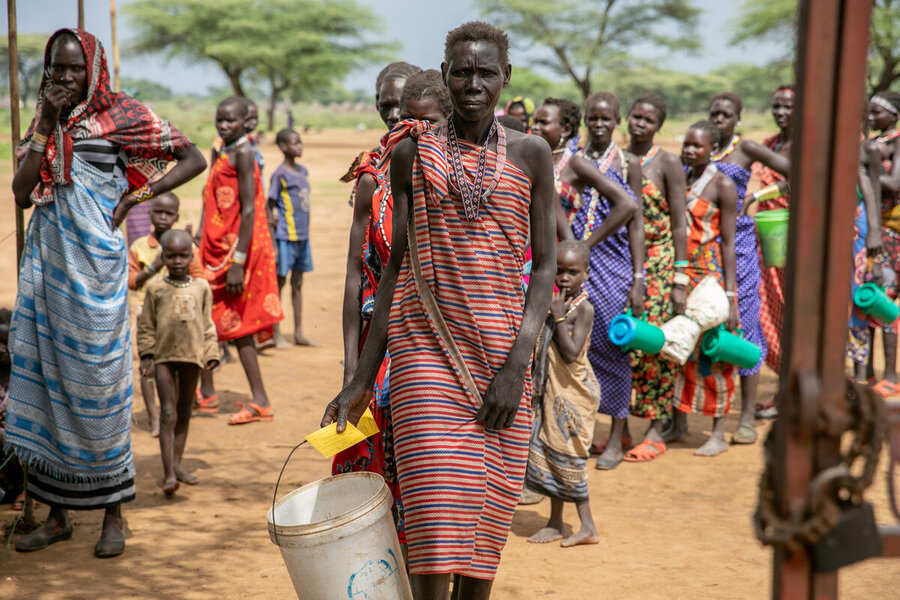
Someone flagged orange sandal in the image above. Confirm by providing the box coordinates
[872,379,899,397]
[193,391,219,413]
[623,439,666,463]
[227,402,274,425]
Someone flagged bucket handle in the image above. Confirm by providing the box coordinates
[271,439,308,547]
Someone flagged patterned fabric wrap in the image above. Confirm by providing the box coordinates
[713,161,767,375]
[5,156,135,507]
[848,198,871,363]
[675,194,735,418]
[873,130,900,334]
[199,153,283,341]
[332,122,423,544]
[18,29,190,207]
[570,154,636,419]
[755,134,791,372]
[526,318,600,503]
[630,179,678,420]
[387,122,532,579]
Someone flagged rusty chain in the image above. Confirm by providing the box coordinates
[754,379,884,553]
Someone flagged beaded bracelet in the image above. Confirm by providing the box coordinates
[674,260,689,268]
[133,183,156,204]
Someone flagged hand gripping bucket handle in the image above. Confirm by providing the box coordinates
[270,439,308,547]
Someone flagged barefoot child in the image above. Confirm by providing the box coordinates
[526,241,600,547]
[128,192,203,435]
[269,128,314,346]
[669,121,739,457]
[138,230,219,494]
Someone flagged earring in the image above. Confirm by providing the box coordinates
[556,137,566,150]
[738,120,743,126]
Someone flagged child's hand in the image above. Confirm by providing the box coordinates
[549,289,568,321]
[140,357,154,377]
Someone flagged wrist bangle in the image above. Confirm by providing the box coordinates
[29,139,47,154]
[725,290,736,297]
[673,272,690,286]
[144,263,157,275]
[31,131,49,145]
[232,250,247,265]
[554,316,567,323]
[133,183,155,204]
[673,260,689,268]
[633,272,644,279]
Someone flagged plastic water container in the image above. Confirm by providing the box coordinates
[854,282,900,325]
[755,209,790,268]
[608,310,665,354]
[701,325,762,369]
[267,472,413,600]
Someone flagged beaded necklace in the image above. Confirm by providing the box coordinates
[579,149,610,241]
[564,290,588,319]
[711,134,740,162]
[553,145,575,181]
[164,275,193,288]
[640,144,660,167]
[584,140,616,170]
[375,173,391,252]
[205,239,238,272]
[877,129,900,144]
[223,134,249,153]
[445,118,507,221]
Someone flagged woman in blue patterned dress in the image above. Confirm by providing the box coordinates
[7,29,204,557]
[707,92,790,445]
[558,92,644,470]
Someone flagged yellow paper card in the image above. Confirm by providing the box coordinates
[305,423,366,458]
[357,408,380,437]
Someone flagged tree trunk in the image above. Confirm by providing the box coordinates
[267,77,288,132]
[223,67,245,97]
[873,55,899,94]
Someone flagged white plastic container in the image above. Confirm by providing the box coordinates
[684,275,730,331]
[267,472,412,600]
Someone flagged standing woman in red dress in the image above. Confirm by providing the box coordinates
[199,97,283,425]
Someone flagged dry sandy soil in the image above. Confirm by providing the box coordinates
[0,129,898,599]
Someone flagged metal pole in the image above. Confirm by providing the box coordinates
[773,0,874,597]
[7,0,24,269]
[110,0,119,92]
[77,0,84,29]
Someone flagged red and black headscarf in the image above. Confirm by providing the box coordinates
[19,28,192,206]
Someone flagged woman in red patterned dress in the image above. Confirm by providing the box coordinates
[199,97,283,425]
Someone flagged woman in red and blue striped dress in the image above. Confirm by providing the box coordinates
[322,22,556,598]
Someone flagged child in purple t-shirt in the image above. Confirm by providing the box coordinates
[269,128,314,346]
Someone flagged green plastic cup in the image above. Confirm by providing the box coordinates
[701,325,762,369]
[854,282,900,325]
[755,209,790,268]
[608,310,665,354]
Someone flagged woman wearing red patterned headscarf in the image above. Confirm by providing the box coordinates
[7,29,205,557]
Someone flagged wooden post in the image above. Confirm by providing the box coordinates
[77,0,84,29]
[110,0,119,92]
[7,0,24,268]
[772,0,874,597]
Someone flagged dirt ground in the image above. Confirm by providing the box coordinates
[0,130,898,599]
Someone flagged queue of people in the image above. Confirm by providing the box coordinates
[2,19,899,600]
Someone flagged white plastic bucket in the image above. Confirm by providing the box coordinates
[267,472,412,600]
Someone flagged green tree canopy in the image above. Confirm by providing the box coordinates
[478,0,701,99]
[1,34,52,106]
[124,0,391,129]
[732,0,900,94]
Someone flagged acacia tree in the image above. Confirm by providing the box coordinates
[478,0,700,99]
[1,34,53,106]
[732,0,900,94]
[125,0,388,127]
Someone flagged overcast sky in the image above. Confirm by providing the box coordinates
[5,0,787,96]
